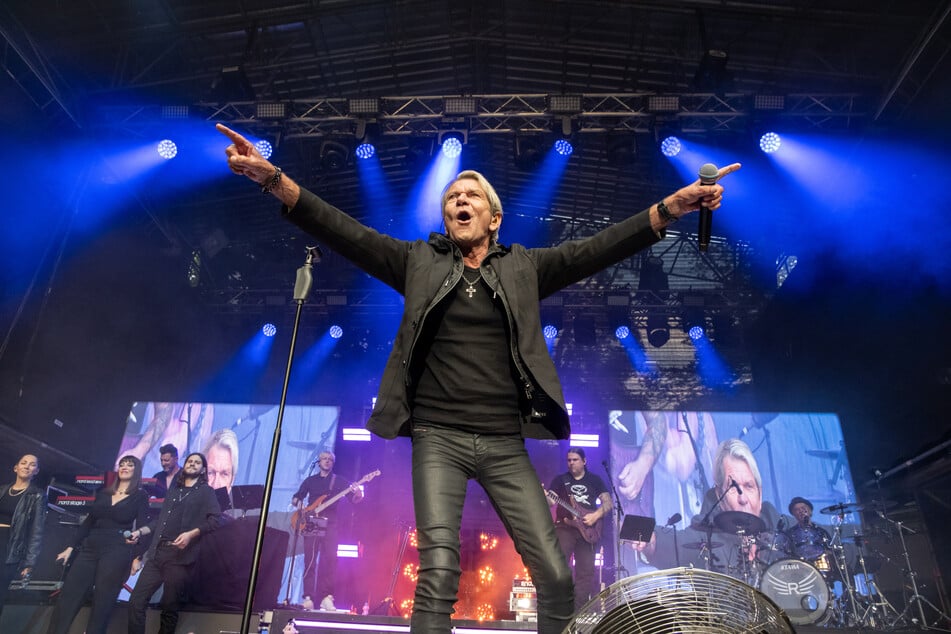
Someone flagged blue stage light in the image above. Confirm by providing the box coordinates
[660,136,681,157]
[262,323,277,337]
[355,142,376,159]
[157,140,178,159]
[759,132,782,154]
[329,325,344,339]
[441,133,464,158]
[543,324,558,340]
[615,326,631,340]
[688,325,704,340]
[554,138,573,156]
[254,140,273,160]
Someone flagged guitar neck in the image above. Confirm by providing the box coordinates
[548,491,584,519]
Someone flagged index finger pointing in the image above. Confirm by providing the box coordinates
[716,162,742,180]
[216,123,252,148]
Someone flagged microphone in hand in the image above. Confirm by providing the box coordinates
[123,530,134,539]
[697,163,719,252]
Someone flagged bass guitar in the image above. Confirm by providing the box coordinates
[291,470,381,534]
[545,489,602,544]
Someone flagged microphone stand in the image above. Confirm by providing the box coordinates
[601,462,628,580]
[240,246,321,634]
[695,486,731,571]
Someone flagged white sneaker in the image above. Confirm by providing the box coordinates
[320,595,335,611]
[301,596,314,611]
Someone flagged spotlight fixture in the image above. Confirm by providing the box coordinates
[548,94,582,113]
[348,98,380,115]
[320,140,349,170]
[615,326,631,340]
[754,95,785,110]
[262,322,277,337]
[254,140,273,160]
[759,132,782,154]
[256,103,286,119]
[444,97,478,115]
[157,140,178,160]
[329,325,344,339]
[607,134,638,165]
[543,324,559,340]
[647,95,680,112]
[439,131,466,158]
[646,313,670,348]
[514,135,548,170]
[554,138,573,156]
[682,304,706,340]
[161,105,189,119]
[660,136,682,158]
[355,142,375,159]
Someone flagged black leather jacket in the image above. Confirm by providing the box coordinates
[284,187,661,440]
[0,483,46,570]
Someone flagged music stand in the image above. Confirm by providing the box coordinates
[619,515,656,543]
[232,485,265,512]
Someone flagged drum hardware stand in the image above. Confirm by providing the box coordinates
[601,461,629,578]
[852,535,901,629]
[882,515,951,631]
[827,511,862,626]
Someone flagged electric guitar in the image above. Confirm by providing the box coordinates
[545,489,602,544]
[291,470,381,534]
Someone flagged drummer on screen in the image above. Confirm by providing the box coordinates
[785,496,831,560]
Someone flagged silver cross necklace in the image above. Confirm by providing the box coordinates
[461,272,481,298]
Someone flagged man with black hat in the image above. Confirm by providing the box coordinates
[785,496,832,565]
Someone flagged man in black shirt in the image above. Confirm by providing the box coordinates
[548,448,611,610]
[218,122,740,632]
[148,443,180,499]
[127,452,220,634]
[291,450,364,611]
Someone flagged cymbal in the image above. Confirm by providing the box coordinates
[287,440,320,451]
[714,511,766,534]
[683,540,723,550]
[820,500,893,515]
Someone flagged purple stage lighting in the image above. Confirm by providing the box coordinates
[157,140,178,159]
[262,323,277,337]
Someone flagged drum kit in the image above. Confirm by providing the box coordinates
[689,501,915,628]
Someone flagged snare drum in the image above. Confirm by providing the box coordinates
[758,558,832,625]
[786,524,828,561]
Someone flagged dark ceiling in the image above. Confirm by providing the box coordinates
[1,0,949,434]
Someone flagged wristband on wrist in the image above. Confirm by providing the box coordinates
[261,167,283,194]
[657,199,677,224]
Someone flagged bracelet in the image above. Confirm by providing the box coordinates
[656,199,677,224]
[261,167,283,194]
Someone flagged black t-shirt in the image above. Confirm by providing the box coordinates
[293,473,354,522]
[0,488,22,524]
[411,267,522,433]
[548,470,609,522]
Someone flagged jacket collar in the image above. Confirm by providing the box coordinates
[427,232,510,257]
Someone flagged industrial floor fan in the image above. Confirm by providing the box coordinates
[563,567,794,633]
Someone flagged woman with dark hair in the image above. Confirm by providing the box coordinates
[0,453,46,621]
[48,455,150,634]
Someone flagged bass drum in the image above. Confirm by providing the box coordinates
[758,558,832,626]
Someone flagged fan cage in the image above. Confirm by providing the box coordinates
[565,567,794,633]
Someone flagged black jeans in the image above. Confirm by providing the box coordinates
[409,425,574,634]
[301,521,339,602]
[49,529,134,634]
[556,524,598,611]
[128,544,192,634]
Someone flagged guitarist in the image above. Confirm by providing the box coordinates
[547,447,611,611]
[291,450,364,611]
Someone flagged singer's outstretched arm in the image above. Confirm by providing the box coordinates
[648,162,742,233]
